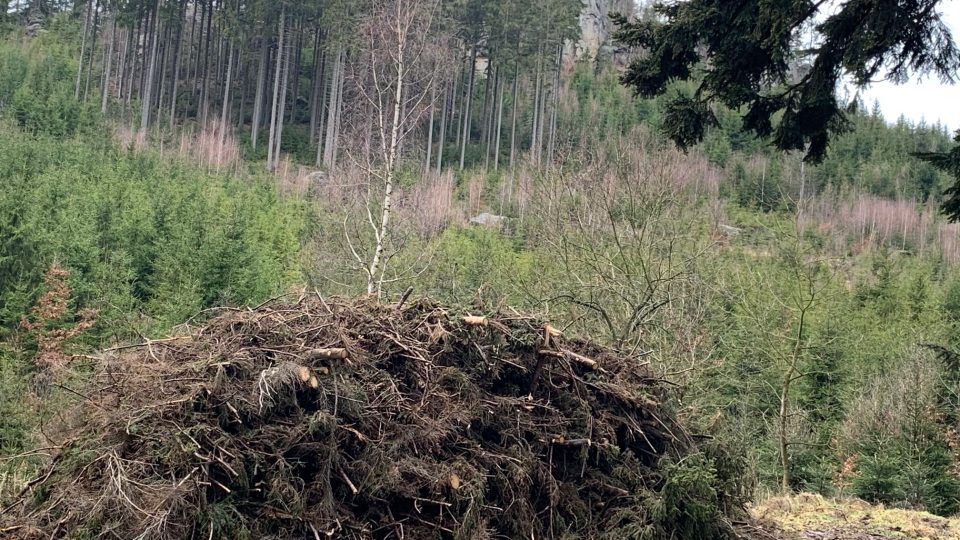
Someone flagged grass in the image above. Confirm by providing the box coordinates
[751,493,960,539]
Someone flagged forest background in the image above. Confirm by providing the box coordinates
[4,0,960,516]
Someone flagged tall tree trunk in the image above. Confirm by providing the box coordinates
[367,27,406,297]
[98,14,108,100]
[531,52,542,164]
[329,53,345,167]
[546,44,562,166]
[117,27,130,102]
[124,19,138,105]
[479,60,492,156]
[314,50,329,167]
[494,67,504,171]
[273,29,291,169]
[137,8,151,104]
[168,0,185,128]
[215,35,223,88]
[459,45,476,170]
[322,46,344,168]
[267,9,286,171]
[288,19,303,124]
[436,80,448,175]
[155,21,171,122]
[308,29,323,141]
[237,50,248,127]
[217,42,234,167]
[192,1,204,100]
[425,82,436,176]
[140,0,161,134]
[251,37,268,150]
[75,0,93,99]
[315,46,334,167]
[185,0,198,103]
[484,65,499,170]
[83,0,100,102]
[221,42,234,124]
[509,65,519,169]
[450,63,460,146]
[101,14,116,113]
[199,0,213,124]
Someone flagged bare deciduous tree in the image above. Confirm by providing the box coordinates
[525,140,709,352]
[344,0,451,297]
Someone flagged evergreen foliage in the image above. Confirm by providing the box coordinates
[0,123,305,339]
[6,0,960,524]
[614,0,960,164]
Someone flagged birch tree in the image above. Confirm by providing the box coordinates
[347,0,450,296]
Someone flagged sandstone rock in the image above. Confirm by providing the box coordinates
[567,0,636,64]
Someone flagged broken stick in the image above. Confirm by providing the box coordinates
[305,348,349,360]
[563,350,598,370]
[551,438,592,447]
[462,316,488,327]
[537,349,600,370]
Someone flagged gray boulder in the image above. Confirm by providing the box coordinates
[469,212,506,228]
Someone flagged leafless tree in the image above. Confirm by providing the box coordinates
[523,141,710,352]
[343,0,452,297]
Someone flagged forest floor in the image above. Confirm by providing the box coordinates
[751,493,960,539]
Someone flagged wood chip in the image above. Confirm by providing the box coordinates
[296,366,311,382]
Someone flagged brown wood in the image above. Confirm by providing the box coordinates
[462,316,488,326]
[296,365,311,382]
[306,348,349,360]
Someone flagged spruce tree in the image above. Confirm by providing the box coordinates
[614,0,960,164]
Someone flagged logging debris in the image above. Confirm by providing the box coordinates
[1,295,749,539]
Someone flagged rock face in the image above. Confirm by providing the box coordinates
[571,0,636,62]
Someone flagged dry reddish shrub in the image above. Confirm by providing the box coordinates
[835,454,859,496]
[177,118,241,171]
[19,263,96,373]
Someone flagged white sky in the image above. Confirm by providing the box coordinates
[855,2,960,131]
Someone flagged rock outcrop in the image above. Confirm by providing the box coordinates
[569,0,636,63]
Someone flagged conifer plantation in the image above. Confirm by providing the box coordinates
[4,1,960,538]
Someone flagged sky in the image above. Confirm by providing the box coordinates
[855,2,960,132]
[631,0,960,131]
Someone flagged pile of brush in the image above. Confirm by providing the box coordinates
[1,295,749,539]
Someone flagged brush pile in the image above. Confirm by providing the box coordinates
[2,295,749,539]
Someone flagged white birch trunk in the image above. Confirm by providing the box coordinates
[367,19,406,297]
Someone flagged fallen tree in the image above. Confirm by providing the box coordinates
[1,295,750,539]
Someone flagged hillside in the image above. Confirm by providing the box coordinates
[3,0,960,538]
